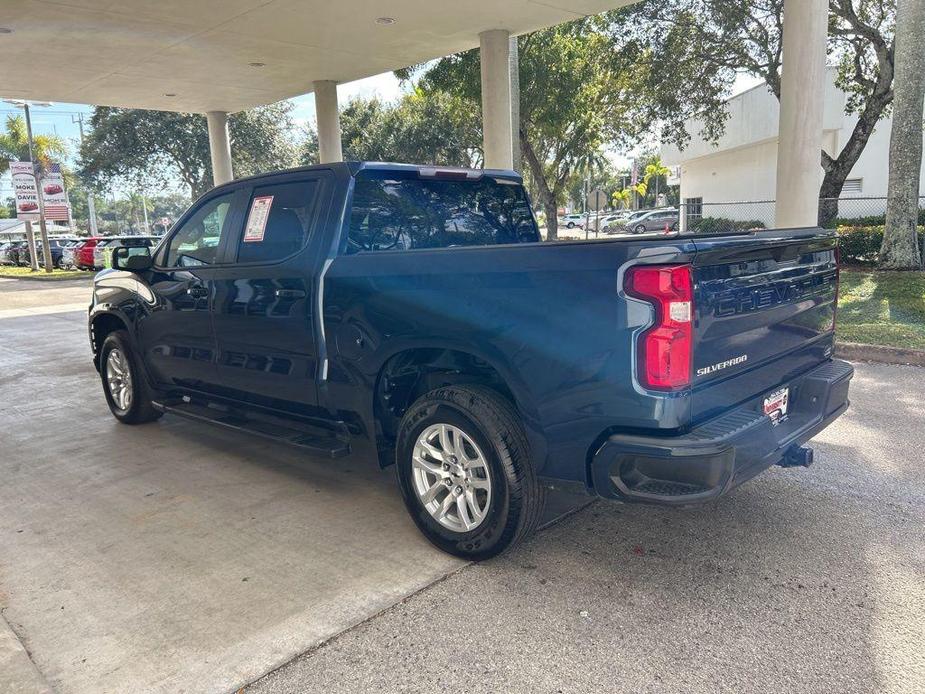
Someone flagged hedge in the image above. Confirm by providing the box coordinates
[833,209,925,228]
[836,225,925,265]
[689,217,767,234]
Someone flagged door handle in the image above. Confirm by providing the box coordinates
[275,289,306,299]
[186,286,209,298]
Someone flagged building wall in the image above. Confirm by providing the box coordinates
[662,69,925,223]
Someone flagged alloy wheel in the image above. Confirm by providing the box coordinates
[411,423,492,532]
[105,348,133,411]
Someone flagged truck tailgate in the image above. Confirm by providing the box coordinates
[691,228,838,424]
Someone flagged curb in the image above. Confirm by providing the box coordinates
[835,341,925,367]
[0,612,53,694]
[0,274,91,283]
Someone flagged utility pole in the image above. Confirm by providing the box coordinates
[19,102,54,274]
[72,113,99,236]
[141,196,150,234]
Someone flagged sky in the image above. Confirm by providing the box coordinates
[1,70,763,198]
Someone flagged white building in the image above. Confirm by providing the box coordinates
[661,68,925,225]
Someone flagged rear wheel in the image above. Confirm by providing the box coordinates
[566,222,575,228]
[99,330,162,424]
[396,385,545,560]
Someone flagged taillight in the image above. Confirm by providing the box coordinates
[625,264,694,391]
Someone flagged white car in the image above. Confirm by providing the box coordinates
[557,213,586,229]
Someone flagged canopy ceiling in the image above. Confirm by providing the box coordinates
[1,0,634,113]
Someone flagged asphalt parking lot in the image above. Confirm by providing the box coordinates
[1,277,923,694]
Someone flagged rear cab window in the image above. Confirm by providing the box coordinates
[346,171,539,253]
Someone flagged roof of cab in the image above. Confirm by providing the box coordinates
[213,161,522,191]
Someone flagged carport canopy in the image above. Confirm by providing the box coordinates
[1,0,829,226]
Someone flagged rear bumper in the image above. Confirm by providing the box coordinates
[590,359,854,504]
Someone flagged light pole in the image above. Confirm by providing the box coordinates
[71,113,99,236]
[4,99,54,273]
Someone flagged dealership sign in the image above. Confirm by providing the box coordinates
[8,161,71,222]
[41,163,70,222]
[10,161,40,220]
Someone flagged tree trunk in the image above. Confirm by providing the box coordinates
[881,0,925,270]
[817,96,893,227]
[521,132,558,240]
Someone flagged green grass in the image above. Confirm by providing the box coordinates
[838,270,925,350]
[0,266,91,281]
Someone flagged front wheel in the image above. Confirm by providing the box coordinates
[634,224,646,234]
[396,385,545,560]
[99,330,163,424]
[566,222,575,229]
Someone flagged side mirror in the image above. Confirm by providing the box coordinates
[111,245,153,272]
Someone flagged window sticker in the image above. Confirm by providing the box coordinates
[244,195,274,242]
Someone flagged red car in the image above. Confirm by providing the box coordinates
[43,184,63,195]
[75,237,104,270]
[20,202,38,212]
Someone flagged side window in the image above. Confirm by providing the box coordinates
[236,179,318,264]
[165,193,235,268]
[347,175,538,253]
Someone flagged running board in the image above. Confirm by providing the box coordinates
[152,398,351,459]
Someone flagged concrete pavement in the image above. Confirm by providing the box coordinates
[0,280,466,693]
[2,278,923,694]
[249,361,925,694]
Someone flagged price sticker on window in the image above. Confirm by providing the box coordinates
[244,195,274,242]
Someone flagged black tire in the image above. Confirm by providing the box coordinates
[566,222,575,229]
[396,385,545,560]
[99,330,162,424]
[634,224,646,234]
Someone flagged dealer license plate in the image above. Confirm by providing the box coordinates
[763,387,789,424]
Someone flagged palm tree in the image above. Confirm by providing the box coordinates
[642,160,671,205]
[0,115,68,173]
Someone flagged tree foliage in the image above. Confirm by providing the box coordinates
[301,89,482,168]
[0,115,68,173]
[78,103,297,200]
[399,14,728,238]
[625,0,897,221]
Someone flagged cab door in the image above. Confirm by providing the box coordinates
[135,188,244,391]
[209,172,333,415]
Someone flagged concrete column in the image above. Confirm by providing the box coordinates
[480,29,514,170]
[774,0,828,228]
[206,111,234,186]
[314,80,343,163]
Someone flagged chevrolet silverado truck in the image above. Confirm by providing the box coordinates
[89,162,853,559]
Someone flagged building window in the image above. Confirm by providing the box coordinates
[842,179,863,195]
[685,197,703,223]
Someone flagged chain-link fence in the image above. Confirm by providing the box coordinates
[680,196,925,232]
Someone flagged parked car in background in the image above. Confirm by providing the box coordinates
[35,237,80,269]
[75,237,104,270]
[557,213,586,229]
[602,210,644,233]
[6,241,29,266]
[60,239,86,269]
[0,241,15,265]
[619,208,679,234]
[95,236,160,269]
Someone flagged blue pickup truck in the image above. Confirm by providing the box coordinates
[89,162,853,559]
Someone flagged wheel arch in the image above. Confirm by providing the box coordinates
[89,310,131,371]
[370,344,545,469]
